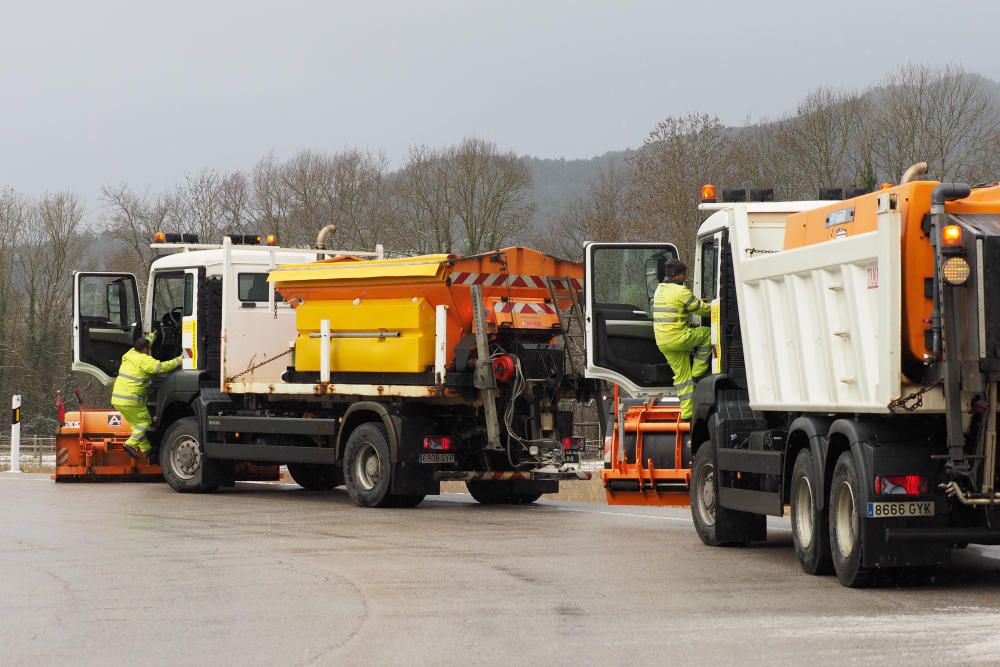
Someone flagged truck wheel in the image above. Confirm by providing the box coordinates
[790,449,833,575]
[466,480,513,504]
[691,442,722,544]
[391,494,426,508]
[509,492,542,505]
[343,423,394,508]
[829,452,874,587]
[690,440,762,546]
[287,463,343,490]
[160,417,218,493]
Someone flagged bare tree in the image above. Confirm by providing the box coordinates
[15,193,86,419]
[448,138,534,254]
[628,114,736,263]
[396,146,458,254]
[101,184,174,278]
[539,166,638,260]
[872,64,1000,182]
[395,139,534,255]
[250,152,294,243]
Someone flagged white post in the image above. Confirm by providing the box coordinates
[10,394,21,473]
[435,305,448,385]
[320,320,331,384]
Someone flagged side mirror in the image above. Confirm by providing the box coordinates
[645,257,665,303]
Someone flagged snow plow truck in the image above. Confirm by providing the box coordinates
[63,233,594,507]
[588,166,1000,586]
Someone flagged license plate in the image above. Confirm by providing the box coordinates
[866,500,934,519]
[419,453,455,464]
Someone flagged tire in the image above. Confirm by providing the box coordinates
[160,417,218,493]
[391,494,426,508]
[829,452,874,587]
[790,449,833,575]
[466,480,514,505]
[509,492,542,505]
[287,462,343,490]
[343,423,394,507]
[690,440,764,546]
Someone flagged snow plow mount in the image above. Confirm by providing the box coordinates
[601,390,691,507]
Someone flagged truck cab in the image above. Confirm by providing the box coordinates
[72,239,327,432]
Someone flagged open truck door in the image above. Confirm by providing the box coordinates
[584,242,679,396]
[584,242,692,507]
[72,272,143,385]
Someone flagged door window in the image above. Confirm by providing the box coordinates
[591,246,678,311]
[238,273,272,302]
[699,237,720,301]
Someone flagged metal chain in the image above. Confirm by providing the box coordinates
[888,380,942,413]
[226,348,294,382]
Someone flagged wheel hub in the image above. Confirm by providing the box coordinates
[355,442,382,491]
[696,464,716,527]
[834,481,858,558]
[171,437,201,480]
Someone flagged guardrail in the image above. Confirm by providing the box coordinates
[0,435,57,469]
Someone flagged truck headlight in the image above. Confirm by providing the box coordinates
[942,257,970,286]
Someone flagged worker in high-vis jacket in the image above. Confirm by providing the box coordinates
[111,334,183,460]
[652,260,712,420]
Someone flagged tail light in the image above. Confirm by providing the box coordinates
[423,436,453,451]
[874,475,928,497]
[562,436,585,452]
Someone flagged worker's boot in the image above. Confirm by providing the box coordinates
[122,443,141,460]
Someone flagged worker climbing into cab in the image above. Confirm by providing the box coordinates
[652,260,712,420]
[111,334,183,461]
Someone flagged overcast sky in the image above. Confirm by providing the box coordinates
[2,0,999,203]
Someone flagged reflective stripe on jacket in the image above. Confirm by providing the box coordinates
[652,282,710,343]
[110,348,182,406]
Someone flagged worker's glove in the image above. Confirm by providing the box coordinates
[175,356,183,365]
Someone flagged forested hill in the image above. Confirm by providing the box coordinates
[521,150,633,231]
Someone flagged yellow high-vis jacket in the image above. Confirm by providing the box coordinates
[110,339,183,406]
[652,282,710,343]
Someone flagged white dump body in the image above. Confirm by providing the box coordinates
[718,192,925,413]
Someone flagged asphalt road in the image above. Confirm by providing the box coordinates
[2,472,1000,666]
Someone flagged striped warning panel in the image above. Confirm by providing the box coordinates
[450,273,583,290]
[492,302,557,315]
[468,471,530,481]
[56,448,69,466]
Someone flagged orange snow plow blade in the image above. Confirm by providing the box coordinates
[601,397,691,507]
[53,409,280,482]
[53,409,161,482]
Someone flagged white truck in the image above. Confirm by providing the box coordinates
[72,234,591,506]
[587,178,1000,586]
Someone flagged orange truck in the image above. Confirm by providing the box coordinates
[587,168,1000,586]
[68,235,594,506]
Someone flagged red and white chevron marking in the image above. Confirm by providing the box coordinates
[56,448,69,466]
[448,470,593,481]
[493,301,556,315]
[450,272,583,290]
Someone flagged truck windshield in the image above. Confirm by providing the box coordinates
[152,272,193,322]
